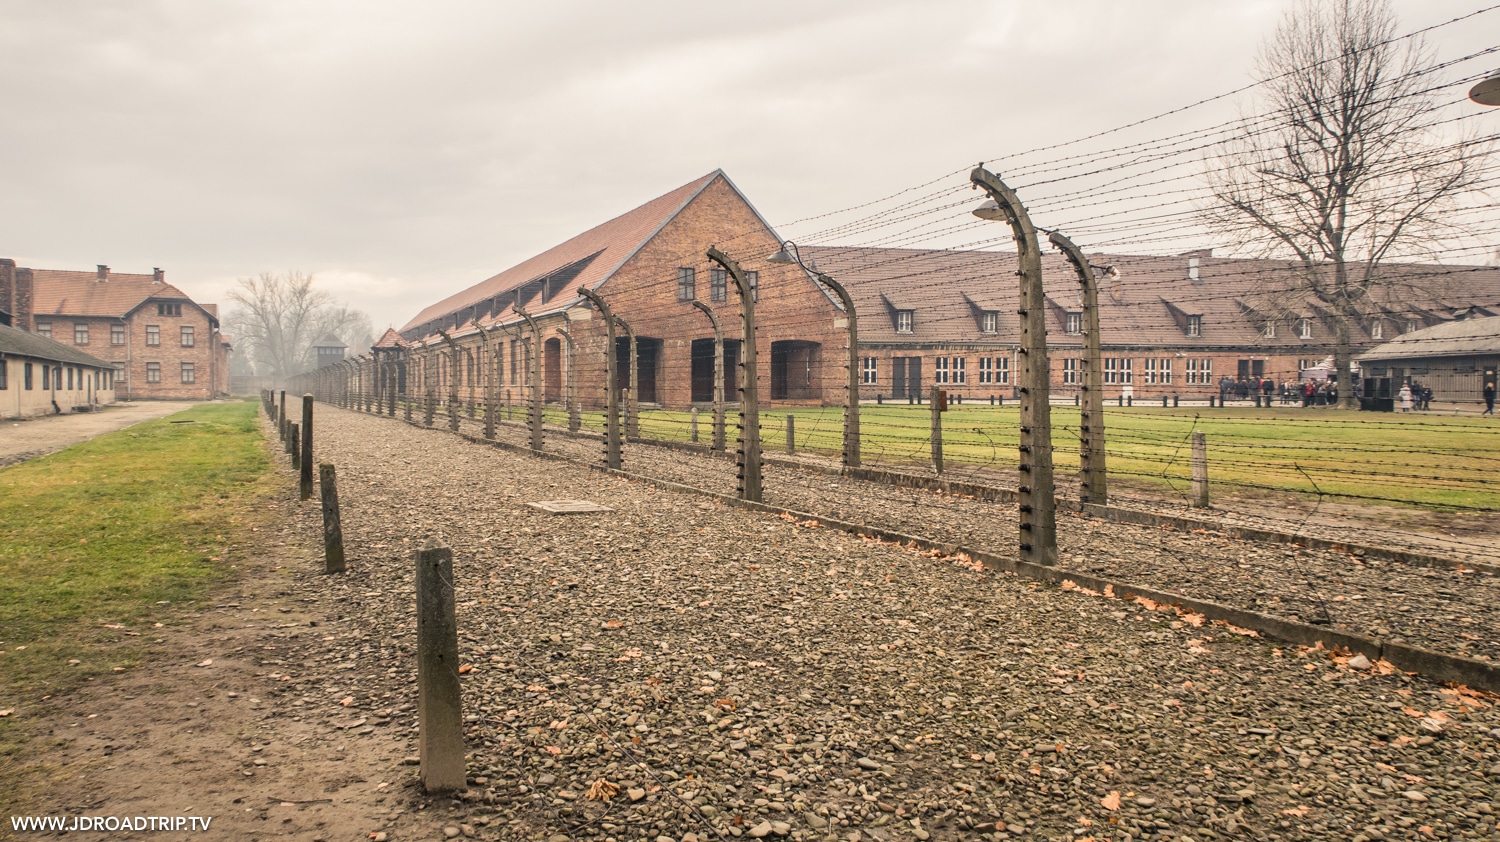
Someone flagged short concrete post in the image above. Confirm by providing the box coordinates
[278,390,287,436]
[319,462,345,573]
[690,407,699,443]
[1190,431,1209,508]
[930,385,943,475]
[289,422,300,468]
[300,394,314,501]
[415,539,465,794]
[785,414,795,455]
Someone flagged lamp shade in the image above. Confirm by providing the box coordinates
[1471,71,1500,106]
[767,247,796,265]
[972,199,1005,220]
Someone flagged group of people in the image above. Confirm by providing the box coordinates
[1215,376,1346,406]
[1397,381,1434,412]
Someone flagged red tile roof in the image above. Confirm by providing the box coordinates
[802,246,1500,351]
[30,268,197,320]
[400,171,723,334]
[371,327,407,349]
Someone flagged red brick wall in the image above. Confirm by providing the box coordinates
[572,176,845,410]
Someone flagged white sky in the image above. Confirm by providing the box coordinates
[2,1,1495,335]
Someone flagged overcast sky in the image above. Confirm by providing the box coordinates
[2,1,1494,335]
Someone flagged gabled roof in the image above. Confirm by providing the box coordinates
[802,246,1500,349]
[370,328,406,350]
[1357,315,1500,361]
[31,268,197,320]
[401,171,725,334]
[313,333,348,349]
[0,322,114,368]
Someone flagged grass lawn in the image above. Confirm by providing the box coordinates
[537,403,1500,511]
[0,400,274,818]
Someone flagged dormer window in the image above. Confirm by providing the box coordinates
[1187,315,1202,337]
[1065,312,1082,335]
[1297,318,1312,339]
[1405,318,1417,334]
[1370,320,1384,340]
[1262,321,1276,339]
[896,310,913,334]
[980,311,998,334]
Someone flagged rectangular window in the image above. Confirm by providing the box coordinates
[1370,320,1384,340]
[181,362,196,384]
[1187,315,1202,337]
[1261,321,1276,339]
[146,325,160,346]
[37,323,51,339]
[113,361,126,383]
[1405,319,1418,334]
[181,325,195,347]
[75,324,89,345]
[0,360,6,390]
[1104,358,1134,384]
[746,270,758,303]
[111,324,125,345]
[1145,358,1172,384]
[677,267,696,301]
[951,357,966,384]
[981,311,998,334]
[1065,312,1082,335]
[146,362,161,383]
[861,356,877,385]
[710,268,727,303]
[979,356,1011,385]
[42,365,49,390]
[1297,319,1312,340]
[157,302,181,316]
[1185,358,1213,384]
[24,362,33,390]
[896,310,913,334]
[67,367,74,390]
[934,356,949,384]
[1063,358,1078,385]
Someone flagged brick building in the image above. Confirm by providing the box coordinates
[391,173,1500,409]
[399,171,845,410]
[0,260,231,400]
[801,246,1500,402]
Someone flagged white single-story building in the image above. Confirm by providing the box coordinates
[0,322,117,419]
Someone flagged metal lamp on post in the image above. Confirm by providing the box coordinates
[767,241,861,469]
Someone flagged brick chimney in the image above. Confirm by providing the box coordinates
[153,267,164,284]
[96,264,110,281]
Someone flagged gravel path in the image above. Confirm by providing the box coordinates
[0,400,203,467]
[275,405,1500,842]
[441,411,1500,664]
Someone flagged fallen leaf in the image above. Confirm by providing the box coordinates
[341,697,355,707]
[195,659,213,668]
[585,778,620,802]
[544,746,561,755]
[1282,806,1310,817]
[1101,791,1121,811]
[0,709,13,717]
[458,664,474,674]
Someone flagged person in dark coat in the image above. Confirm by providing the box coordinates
[1484,380,1496,416]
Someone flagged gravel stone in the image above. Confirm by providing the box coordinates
[268,407,1500,842]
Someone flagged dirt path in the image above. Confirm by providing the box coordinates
[0,401,206,468]
[20,445,451,840]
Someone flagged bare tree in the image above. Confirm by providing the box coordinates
[224,271,371,379]
[1202,0,1485,407]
